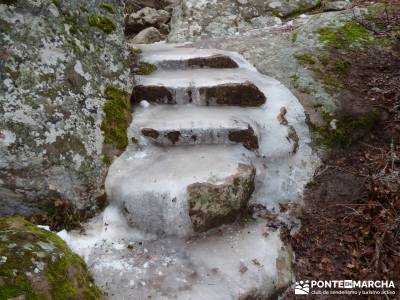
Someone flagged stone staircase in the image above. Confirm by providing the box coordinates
[62,43,318,300]
[107,45,276,238]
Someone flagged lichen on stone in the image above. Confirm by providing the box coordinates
[0,0,131,216]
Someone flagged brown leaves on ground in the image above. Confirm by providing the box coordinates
[283,3,400,299]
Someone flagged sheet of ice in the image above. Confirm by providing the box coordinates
[137,68,255,88]
[61,218,289,300]
[58,206,151,260]
[133,104,257,130]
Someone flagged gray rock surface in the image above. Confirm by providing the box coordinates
[170,10,361,126]
[125,6,170,35]
[125,0,178,11]
[129,26,164,44]
[323,0,352,11]
[168,0,321,42]
[0,0,131,216]
[188,163,256,232]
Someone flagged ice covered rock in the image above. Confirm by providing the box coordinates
[134,105,259,149]
[106,145,255,236]
[144,53,240,70]
[188,163,256,232]
[135,43,248,70]
[133,69,267,106]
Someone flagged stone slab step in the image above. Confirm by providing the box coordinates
[134,43,248,69]
[132,69,267,107]
[105,144,255,236]
[133,105,259,150]
[149,54,239,70]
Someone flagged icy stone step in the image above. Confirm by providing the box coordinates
[105,145,255,236]
[149,54,238,70]
[134,43,249,70]
[132,69,266,107]
[134,105,259,150]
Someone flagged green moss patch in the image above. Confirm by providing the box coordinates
[88,15,116,34]
[0,217,102,300]
[312,111,381,148]
[100,3,114,14]
[136,62,157,75]
[291,32,298,43]
[294,53,317,65]
[100,86,132,151]
[318,20,372,49]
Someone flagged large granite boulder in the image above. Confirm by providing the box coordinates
[168,0,321,42]
[170,8,369,126]
[0,217,102,299]
[0,0,132,217]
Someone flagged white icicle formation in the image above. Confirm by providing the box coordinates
[59,42,319,299]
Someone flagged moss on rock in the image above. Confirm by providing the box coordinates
[136,62,158,75]
[294,53,317,65]
[88,15,116,33]
[318,20,372,49]
[99,3,114,14]
[0,217,102,300]
[312,111,381,148]
[100,86,132,152]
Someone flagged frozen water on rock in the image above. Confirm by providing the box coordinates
[106,144,248,236]
[59,43,319,299]
[60,212,289,300]
[133,104,257,131]
[137,68,254,88]
[133,105,258,146]
[137,42,252,69]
